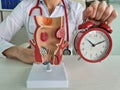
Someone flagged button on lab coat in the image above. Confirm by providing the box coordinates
[0,0,84,57]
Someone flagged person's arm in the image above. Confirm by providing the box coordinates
[2,46,34,64]
[75,2,84,29]
[0,0,34,64]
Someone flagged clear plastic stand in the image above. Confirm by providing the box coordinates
[26,62,68,88]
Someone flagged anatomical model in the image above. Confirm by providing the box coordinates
[30,16,68,65]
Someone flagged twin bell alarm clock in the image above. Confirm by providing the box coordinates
[74,21,113,63]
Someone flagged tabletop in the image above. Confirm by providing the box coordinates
[0,55,120,90]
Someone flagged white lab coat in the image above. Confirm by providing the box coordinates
[0,0,83,57]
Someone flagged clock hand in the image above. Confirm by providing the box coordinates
[94,40,105,46]
[86,39,95,47]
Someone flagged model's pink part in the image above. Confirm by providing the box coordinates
[40,32,48,42]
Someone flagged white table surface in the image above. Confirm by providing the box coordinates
[0,55,120,90]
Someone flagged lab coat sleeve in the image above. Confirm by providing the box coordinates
[75,3,84,30]
[0,1,26,58]
[70,2,84,55]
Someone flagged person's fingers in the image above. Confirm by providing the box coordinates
[83,0,118,24]
[95,1,107,20]
[101,4,114,22]
[89,0,100,19]
[20,48,34,64]
[107,10,118,24]
[83,6,93,20]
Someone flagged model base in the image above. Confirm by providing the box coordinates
[26,63,68,88]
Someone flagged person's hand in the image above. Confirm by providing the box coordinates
[3,46,34,64]
[83,0,118,24]
[17,47,34,64]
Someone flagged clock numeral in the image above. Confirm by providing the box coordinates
[100,51,103,54]
[102,46,105,48]
[95,53,99,58]
[94,34,97,37]
[96,53,98,56]
[82,48,84,51]
[84,52,87,56]
[102,45,108,49]
[82,42,84,45]
[99,35,102,39]
[90,54,92,58]
[88,34,92,37]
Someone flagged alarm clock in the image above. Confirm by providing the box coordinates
[74,21,113,63]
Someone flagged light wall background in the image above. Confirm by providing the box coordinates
[0,0,120,55]
[110,2,120,55]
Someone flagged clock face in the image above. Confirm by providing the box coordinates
[78,28,112,62]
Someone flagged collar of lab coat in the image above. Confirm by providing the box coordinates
[39,0,70,9]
